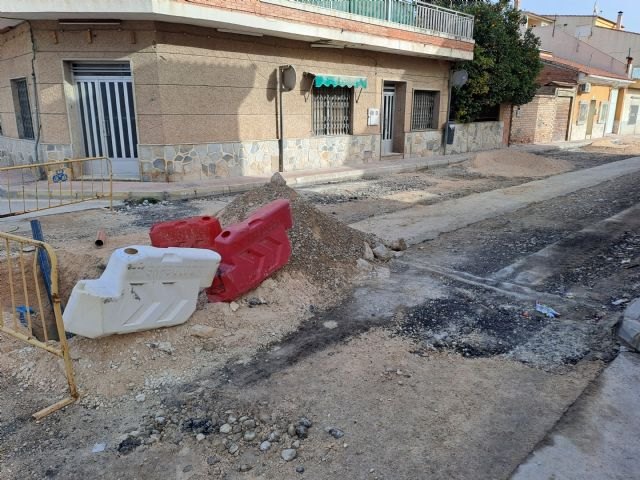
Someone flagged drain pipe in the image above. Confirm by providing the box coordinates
[277,66,284,173]
[27,21,42,166]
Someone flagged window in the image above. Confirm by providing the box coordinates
[11,78,35,140]
[632,67,640,80]
[598,102,609,124]
[577,101,589,125]
[412,90,438,130]
[629,105,639,125]
[312,86,352,136]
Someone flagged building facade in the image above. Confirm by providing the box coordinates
[0,0,478,181]
[510,53,632,145]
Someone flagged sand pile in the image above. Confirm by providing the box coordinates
[217,177,374,287]
[467,150,573,178]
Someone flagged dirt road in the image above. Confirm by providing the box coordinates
[1,146,639,479]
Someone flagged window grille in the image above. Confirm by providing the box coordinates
[312,86,352,136]
[12,78,35,140]
[412,90,437,130]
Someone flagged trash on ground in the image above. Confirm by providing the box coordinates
[95,229,106,248]
[92,443,106,453]
[535,302,560,318]
[62,246,220,338]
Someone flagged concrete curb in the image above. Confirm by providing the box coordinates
[618,298,640,350]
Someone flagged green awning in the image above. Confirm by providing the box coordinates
[311,74,368,89]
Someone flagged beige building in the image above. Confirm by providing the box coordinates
[0,0,479,181]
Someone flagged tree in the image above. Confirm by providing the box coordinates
[434,0,542,122]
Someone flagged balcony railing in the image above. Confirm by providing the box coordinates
[288,0,474,40]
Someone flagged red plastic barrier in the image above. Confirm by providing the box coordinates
[207,199,293,302]
[149,216,222,249]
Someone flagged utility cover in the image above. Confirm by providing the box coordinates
[311,74,368,89]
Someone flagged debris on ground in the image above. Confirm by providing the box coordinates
[535,302,560,319]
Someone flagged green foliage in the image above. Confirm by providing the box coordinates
[434,0,542,122]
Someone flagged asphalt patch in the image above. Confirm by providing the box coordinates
[397,296,549,357]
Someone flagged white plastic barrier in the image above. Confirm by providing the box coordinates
[63,246,221,338]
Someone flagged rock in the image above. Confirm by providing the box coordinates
[268,431,281,442]
[296,466,305,474]
[363,242,375,261]
[190,324,216,338]
[230,302,240,312]
[281,449,297,462]
[356,258,374,271]
[260,441,272,451]
[207,456,220,465]
[228,415,238,424]
[183,465,193,473]
[228,443,239,454]
[389,238,408,251]
[244,430,257,441]
[248,297,268,308]
[292,440,300,449]
[294,425,308,439]
[327,428,344,439]
[270,172,287,186]
[154,416,166,426]
[196,433,206,442]
[298,417,313,428]
[219,424,232,434]
[135,394,146,403]
[243,419,256,430]
[372,245,393,261]
[238,464,253,472]
[157,342,174,355]
[287,424,296,436]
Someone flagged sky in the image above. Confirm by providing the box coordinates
[521,0,640,33]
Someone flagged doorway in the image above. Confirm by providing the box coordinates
[72,63,140,179]
[585,99,597,137]
[382,83,396,155]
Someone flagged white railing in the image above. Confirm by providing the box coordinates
[288,0,474,40]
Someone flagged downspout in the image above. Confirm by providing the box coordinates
[27,21,42,166]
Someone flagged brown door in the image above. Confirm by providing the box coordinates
[552,97,571,142]
[586,100,597,136]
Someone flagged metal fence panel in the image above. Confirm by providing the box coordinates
[0,157,113,218]
[0,232,78,419]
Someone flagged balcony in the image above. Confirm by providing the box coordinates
[281,0,474,41]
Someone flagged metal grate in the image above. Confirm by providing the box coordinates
[312,86,352,135]
[13,78,35,140]
[411,90,437,130]
[71,63,132,77]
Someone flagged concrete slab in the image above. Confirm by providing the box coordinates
[511,352,640,480]
[351,157,640,244]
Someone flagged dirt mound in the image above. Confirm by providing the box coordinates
[467,150,573,178]
[217,179,374,287]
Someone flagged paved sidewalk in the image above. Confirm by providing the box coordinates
[511,350,640,480]
[3,152,473,202]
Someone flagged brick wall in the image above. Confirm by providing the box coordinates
[534,96,556,143]
[183,0,474,53]
[510,98,540,144]
[538,63,578,85]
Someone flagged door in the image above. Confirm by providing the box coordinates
[73,63,139,179]
[585,100,597,137]
[552,97,571,142]
[606,88,618,134]
[382,84,396,155]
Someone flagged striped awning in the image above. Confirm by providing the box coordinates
[310,73,368,89]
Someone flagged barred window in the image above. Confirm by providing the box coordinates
[312,86,352,136]
[412,90,438,130]
[11,78,35,140]
[597,102,609,124]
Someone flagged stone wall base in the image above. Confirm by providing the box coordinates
[0,137,72,167]
[138,135,381,182]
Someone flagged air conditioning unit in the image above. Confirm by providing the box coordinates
[579,83,592,93]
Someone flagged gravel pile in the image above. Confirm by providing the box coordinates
[217,175,376,287]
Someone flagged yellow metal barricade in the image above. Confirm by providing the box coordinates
[0,231,78,419]
[0,157,113,217]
